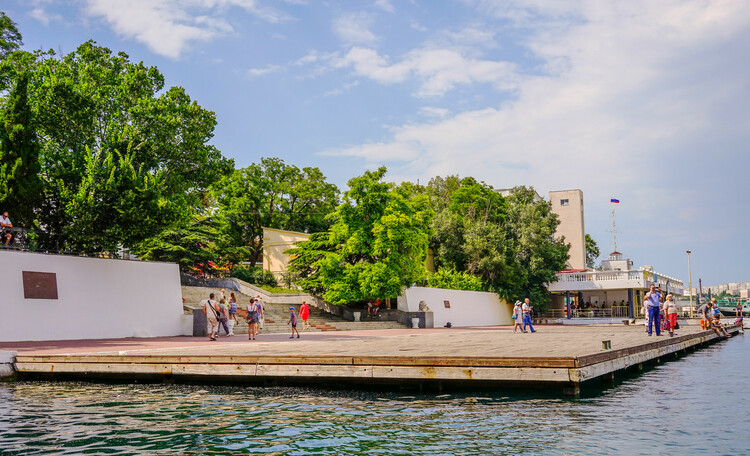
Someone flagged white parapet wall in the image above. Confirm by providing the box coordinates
[399,287,514,327]
[0,250,186,342]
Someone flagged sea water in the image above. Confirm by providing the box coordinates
[1,334,748,455]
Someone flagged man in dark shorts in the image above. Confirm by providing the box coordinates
[288,306,300,339]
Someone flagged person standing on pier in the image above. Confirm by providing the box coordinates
[522,298,536,333]
[300,301,310,330]
[513,301,524,333]
[663,294,677,337]
[645,284,662,336]
[202,293,221,341]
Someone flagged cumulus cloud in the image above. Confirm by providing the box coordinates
[333,46,518,97]
[331,0,750,201]
[84,0,289,59]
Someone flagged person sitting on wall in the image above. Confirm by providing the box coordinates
[367,299,381,318]
[0,211,12,247]
[710,313,732,338]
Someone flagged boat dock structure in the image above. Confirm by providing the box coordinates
[2,324,742,395]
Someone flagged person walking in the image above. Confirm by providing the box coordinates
[246,298,260,340]
[513,301,524,333]
[522,298,536,333]
[300,301,310,330]
[227,292,238,336]
[645,284,662,336]
[662,294,678,337]
[288,306,300,339]
[255,295,265,330]
[215,298,231,337]
[202,293,221,341]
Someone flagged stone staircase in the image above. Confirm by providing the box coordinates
[182,285,406,334]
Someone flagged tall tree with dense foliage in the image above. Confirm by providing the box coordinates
[0,72,42,226]
[211,157,339,265]
[0,12,22,60]
[495,187,569,308]
[1,39,232,252]
[288,167,433,305]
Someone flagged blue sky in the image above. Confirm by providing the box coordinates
[5,0,750,287]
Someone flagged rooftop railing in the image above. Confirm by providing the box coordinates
[554,268,684,291]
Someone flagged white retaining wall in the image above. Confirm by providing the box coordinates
[0,250,186,342]
[399,287,514,327]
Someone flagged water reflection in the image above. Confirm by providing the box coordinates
[2,335,748,455]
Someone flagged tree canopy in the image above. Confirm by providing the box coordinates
[0,36,233,253]
[288,167,433,305]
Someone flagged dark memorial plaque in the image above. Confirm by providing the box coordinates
[22,271,58,299]
[444,300,450,308]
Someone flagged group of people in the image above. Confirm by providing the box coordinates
[512,298,537,333]
[697,298,733,338]
[643,284,732,338]
[202,291,311,341]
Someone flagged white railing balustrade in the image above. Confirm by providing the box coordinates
[554,269,684,291]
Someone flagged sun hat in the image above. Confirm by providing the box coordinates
[289,306,295,309]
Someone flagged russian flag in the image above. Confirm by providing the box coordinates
[610,198,620,203]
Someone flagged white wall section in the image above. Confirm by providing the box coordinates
[0,250,184,342]
[399,287,513,327]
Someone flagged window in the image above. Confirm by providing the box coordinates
[560,199,569,206]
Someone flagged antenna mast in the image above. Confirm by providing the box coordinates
[609,208,618,252]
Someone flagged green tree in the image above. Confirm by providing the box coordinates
[585,233,599,269]
[496,187,569,309]
[211,157,339,265]
[2,40,232,252]
[137,214,226,274]
[288,167,433,305]
[0,72,42,227]
[0,12,22,60]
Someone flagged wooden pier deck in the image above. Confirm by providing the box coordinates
[7,324,742,393]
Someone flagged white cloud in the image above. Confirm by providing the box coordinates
[374,0,395,14]
[332,12,377,45]
[84,0,289,59]
[419,107,450,119]
[333,46,518,97]
[29,6,62,25]
[330,0,750,201]
[247,64,283,77]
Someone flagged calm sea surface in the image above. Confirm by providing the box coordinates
[2,334,748,456]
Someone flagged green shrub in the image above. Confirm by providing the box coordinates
[425,268,484,291]
[231,265,278,287]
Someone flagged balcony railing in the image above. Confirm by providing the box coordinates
[552,268,684,292]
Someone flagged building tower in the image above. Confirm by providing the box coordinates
[549,189,586,270]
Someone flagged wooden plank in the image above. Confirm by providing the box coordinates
[255,364,373,378]
[371,365,569,382]
[575,328,736,367]
[173,364,258,376]
[353,356,575,368]
[15,362,172,375]
[15,355,356,366]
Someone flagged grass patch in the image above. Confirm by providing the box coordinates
[256,285,305,295]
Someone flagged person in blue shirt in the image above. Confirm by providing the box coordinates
[288,306,300,339]
[644,284,662,336]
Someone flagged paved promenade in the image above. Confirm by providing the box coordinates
[1,325,709,357]
[5,324,741,394]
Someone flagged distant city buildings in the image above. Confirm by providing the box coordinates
[688,282,750,298]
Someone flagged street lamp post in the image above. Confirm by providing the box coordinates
[686,250,693,319]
